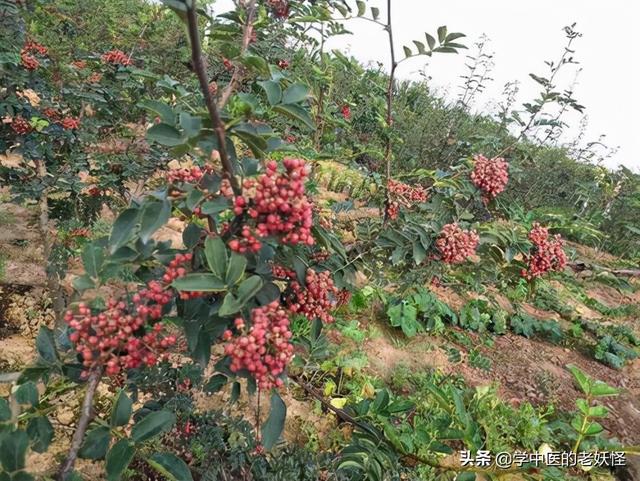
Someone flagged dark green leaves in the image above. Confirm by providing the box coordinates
[14,382,38,408]
[0,430,28,472]
[82,244,104,278]
[147,123,185,147]
[109,208,140,254]
[111,390,133,427]
[26,417,54,453]
[218,275,263,316]
[140,200,171,244]
[0,399,11,422]
[35,326,58,365]
[131,410,176,443]
[105,439,135,481]
[204,236,227,278]
[78,426,111,460]
[261,391,286,450]
[172,274,226,292]
[148,453,193,481]
[273,104,315,130]
[258,80,282,106]
[282,83,309,104]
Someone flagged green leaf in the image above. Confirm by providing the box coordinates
[0,429,28,472]
[590,380,620,397]
[72,274,95,291]
[109,208,139,253]
[445,32,466,42]
[139,200,171,244]
[147,123,185,147]
[237,275,263,303]
[402,46,412,58]
[182,223,201,249]
[218,293,242,317]
[273,104,315,130]
[282,83,310,104]
[110,390,133,427]
[371,7,380,20]
[356,0,366,16]
[179,112,202,138]
[172,274,226,292]
[588,405,609,417]
[567,364,590,394]
[261,391,286,450]
[413,40,426,54]
[437,25,447,43]
[35,326,58,364]
[412,241,426,265]
[204,236,227,278]
[138,100,175,124]
[200,197,229,215]
[26,416,54,453]
[131,410,176,443]
[148,453,193,481]
[225,253,246,286]
[186,189,204,211]
[584,421,604,436]
[240,55,270,76]
[425,32,436,50]
[105,439,135,481]
[82,244,104,278]
[0,399,11,422]
[258,80,282,106]
[78,426,111,460]
[15,382,38,407]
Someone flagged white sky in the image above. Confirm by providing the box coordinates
[213,1,640,171]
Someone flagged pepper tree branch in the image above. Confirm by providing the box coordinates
[383,0,396,223]
[57,368,103,481]
[186,0,241,196]
[217,0,257,110]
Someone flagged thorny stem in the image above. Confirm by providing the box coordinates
[186,0,241,196]
[57,368,103,481]
[217,0,257,110]
[383,0,396,224]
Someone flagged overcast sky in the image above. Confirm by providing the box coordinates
[213,1,639,171]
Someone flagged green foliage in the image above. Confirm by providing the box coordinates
[386,288,456,336]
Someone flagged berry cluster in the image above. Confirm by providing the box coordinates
[42,108,60,121]
[287,268,338,324]
[435,223,480,264]
[277,59,290,69]
[223,301,293,390]
[64,254,200,377]
[470,154,509,203]
[61,116,81,130]
[233,159,314,250]
[20,41,48,70]
[228,225,262,254]
[72,60,87,69]
[101,49,132,66]
[388,179,428,204]
[521,223,567,280]
[88,72,103,83]
[10,117,31,135]
[386,201,400,221]
[267,0,290,18]
[167,165,212,184]
[341,104,351,120]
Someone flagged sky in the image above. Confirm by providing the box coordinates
[213,1,640,171]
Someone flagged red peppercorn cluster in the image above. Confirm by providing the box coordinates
[61,116,80,130]
[341,104,351,120]
[277,59,289,69]
[435,223,480,264]
[88,72,102,83]
[222,57,233,71]
[267,0,290,18]
[386,201,400,221]
[208,81,218,96]
[10,117,31,135]
[20,41,47,70]
[72,60,87,69]
[388,179,428,205]
[166,165,211,184]
[101,49,132,66]
[64,254,200,377]
[223,301,293,390]
[521,223,567,280]
[335,289,352,307]
[287,268,338,324]
[232,159,315,250]
[42,108,60,121]
[228,226,262,254]
[470,154,509,202]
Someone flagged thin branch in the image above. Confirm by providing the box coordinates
[217,0,257,110]
[186,0,241,196]
[383,0,396,223]
[57,368,103,481]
